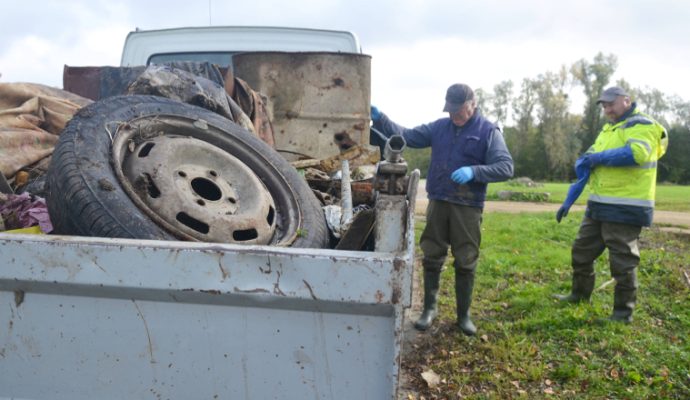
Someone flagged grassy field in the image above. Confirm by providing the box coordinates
[402,212,690,399]
[486,182,690,212]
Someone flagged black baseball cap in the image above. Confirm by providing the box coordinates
[443,83,474,112]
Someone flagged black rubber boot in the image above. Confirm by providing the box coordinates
[609,287,635,324]
[414,270,441,331]
[553,273,595,303]
[455,274,476,336]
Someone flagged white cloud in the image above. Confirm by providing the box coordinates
[1,0,688,126]
[0,25,130,87]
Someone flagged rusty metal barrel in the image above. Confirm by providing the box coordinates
[232,52,371,161]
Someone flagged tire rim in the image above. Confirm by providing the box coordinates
[111,115,301,245]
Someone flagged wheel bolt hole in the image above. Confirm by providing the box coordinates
[233,228,258,242]
[191,177,222,201]
[138,142,155,158]
[267,206,275,225]
[209,170,218,177]
[228,197,237,204]
[176,212,209,234]
[197,199,206,206]
[178,171,187,178]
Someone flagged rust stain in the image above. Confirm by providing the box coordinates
[259,256,272,274]
[234,287,270,294]
[332,77,344,87]
[393,257,405,272]
[302,280,317,300]
[92,257,109,275]
[14,290,24,308]
[333,131,357,151]
[200,289,221,295]
[318,77,346,90]
[131,300,156,364]
[375,290,384,303]
[217,256,229,281]
[273,271,285,296]
[391,287,401,304]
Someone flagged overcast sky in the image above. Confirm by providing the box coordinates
[1,0,688,126]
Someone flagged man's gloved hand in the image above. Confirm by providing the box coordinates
[556,204,570,223]
[585,146,637,168]
[451,166,474,184]
[556,169,590,223]
[370,105,382,122]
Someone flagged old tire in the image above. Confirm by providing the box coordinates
[46,95,328,248]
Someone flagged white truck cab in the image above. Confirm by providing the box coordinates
[120,25,361,67]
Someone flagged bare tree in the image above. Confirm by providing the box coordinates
[570,53,618,152]
[534,67,579,179]
[489,80,514,127]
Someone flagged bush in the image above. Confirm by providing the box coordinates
[493,190,551,202]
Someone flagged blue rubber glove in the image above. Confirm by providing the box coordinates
[451,166,474,184]
[584,146,637,168]
[556,169,590,223]
[574,156,591,179]
[370,105,382,122]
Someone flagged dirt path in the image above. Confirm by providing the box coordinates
[414,183,690,228]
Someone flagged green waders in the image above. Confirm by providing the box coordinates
[414,268,441,331]
[555,217,640,323]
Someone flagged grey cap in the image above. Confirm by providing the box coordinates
[597,86,629,104]
[443,83,474,112]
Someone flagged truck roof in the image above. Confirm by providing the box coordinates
[120,26,362,66]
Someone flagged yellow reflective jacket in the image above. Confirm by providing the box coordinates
[587,106,667,210]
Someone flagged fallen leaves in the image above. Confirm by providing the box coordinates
[609,368,620,380]
[421,369,441,388]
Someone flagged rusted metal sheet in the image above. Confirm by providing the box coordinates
[62,66,103,100]
[233,52,372,161]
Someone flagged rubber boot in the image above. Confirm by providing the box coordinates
[609,287,635,324]
[553,273,595,303]
[455,274,476,336]
[414,270,441,331]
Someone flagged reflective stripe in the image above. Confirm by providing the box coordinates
[589,194,654,207]
[627,138,652,153]
[624,115,653,128]
[636,161,657,169]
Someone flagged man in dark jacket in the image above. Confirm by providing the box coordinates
[371,83,513,335]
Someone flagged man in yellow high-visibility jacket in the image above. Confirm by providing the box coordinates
[554,86,668,323]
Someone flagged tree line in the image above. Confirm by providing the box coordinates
[404,53,690,184]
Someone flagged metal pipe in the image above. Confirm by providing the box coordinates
[340,159,353,229]
[384,135,406,163]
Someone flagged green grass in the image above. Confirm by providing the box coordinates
[403,212,690,399]
[486,182,690,212]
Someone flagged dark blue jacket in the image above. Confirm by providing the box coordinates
[373,110,513,208]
